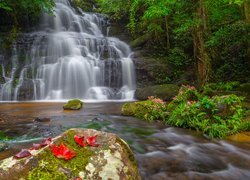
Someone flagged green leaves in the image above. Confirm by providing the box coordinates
[167,85,246,138]
[0,0,55,23]
[0,2,13,11]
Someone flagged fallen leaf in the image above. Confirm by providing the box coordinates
[51,143,76,160]
[30,137,52,150]
[40,137,52,146]
[32,143,42,150]
[14,149,31,159]
[86,135,99,147]
[74,135,86,147]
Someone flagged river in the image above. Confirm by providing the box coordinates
[0,102,249,179]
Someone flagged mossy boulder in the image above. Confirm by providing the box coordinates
[0,129,141,180]
[63,99,84,110]
[135,84,179,101]
[121,102,142,116]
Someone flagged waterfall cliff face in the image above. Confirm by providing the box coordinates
[0,0,136,101]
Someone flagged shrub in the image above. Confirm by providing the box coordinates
[122,96,167,122]
[167,85,246,138]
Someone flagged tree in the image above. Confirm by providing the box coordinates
[193,0,211,86]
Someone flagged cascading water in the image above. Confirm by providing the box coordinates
[0,0,136,101]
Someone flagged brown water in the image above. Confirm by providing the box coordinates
[0,102,250,179]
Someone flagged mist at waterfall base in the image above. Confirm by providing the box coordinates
[0,0,136,102]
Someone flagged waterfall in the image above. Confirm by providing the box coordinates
[0,0,136,101]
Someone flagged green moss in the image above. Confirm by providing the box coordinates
[63,99,84,110]
[122,100,167,121]
[115,137,139,173]
[28,130,95,179]
[121,102,138,116]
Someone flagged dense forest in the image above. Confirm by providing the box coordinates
[96,0,250,86]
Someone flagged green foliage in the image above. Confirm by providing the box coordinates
[72,0,96,12]
[122,96,167,122]
[96,0,131,20]
[0,131,9,140]
[0,2,12,11]
[0,0,55,30]
[167,85,246,138]
[97,0,249,83]
[124,84,248,138]
[203,82,241,91]
[0,0,55,14]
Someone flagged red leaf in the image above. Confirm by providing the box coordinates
[40,137,52,146]
[50,143,76,160]
[86,135,99,147]
[32,143,42,150]
[74,135,86,147]
[30,137,52,150]
[14,149,32,159]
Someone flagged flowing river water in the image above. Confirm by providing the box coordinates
[0,102,249,179]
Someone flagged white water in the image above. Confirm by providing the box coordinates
[0,0,136,101]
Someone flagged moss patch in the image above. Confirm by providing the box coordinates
[63,99,84,110]
[28,130,94,179]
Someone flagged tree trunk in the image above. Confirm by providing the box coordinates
[193,0,211,87]
[243,0,250,23]
[165,16,170,52]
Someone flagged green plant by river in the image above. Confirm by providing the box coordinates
[122,85,249,138]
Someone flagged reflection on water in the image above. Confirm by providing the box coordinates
[0,102,250,179]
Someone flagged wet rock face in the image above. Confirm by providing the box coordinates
[135,84,179,101]
[0,129,140,180]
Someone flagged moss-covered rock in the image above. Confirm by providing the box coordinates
[122,99,167,122]
[135,84,179,101]
[63,99,84,110]
[0,129,141,180]
[121,102,142,116]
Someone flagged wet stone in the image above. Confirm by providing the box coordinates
[0,129,141,180]
[34,117,50,123]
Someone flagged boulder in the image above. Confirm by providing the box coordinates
[63,99,84,110]
[0,129,141,180]
[135,84,179,101]
[132,51,171,88]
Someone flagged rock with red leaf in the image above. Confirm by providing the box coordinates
[0,129,141,180]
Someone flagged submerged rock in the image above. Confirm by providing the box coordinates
[0,129,140,180]
[63,99,84,110]
[34,117,50,123]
